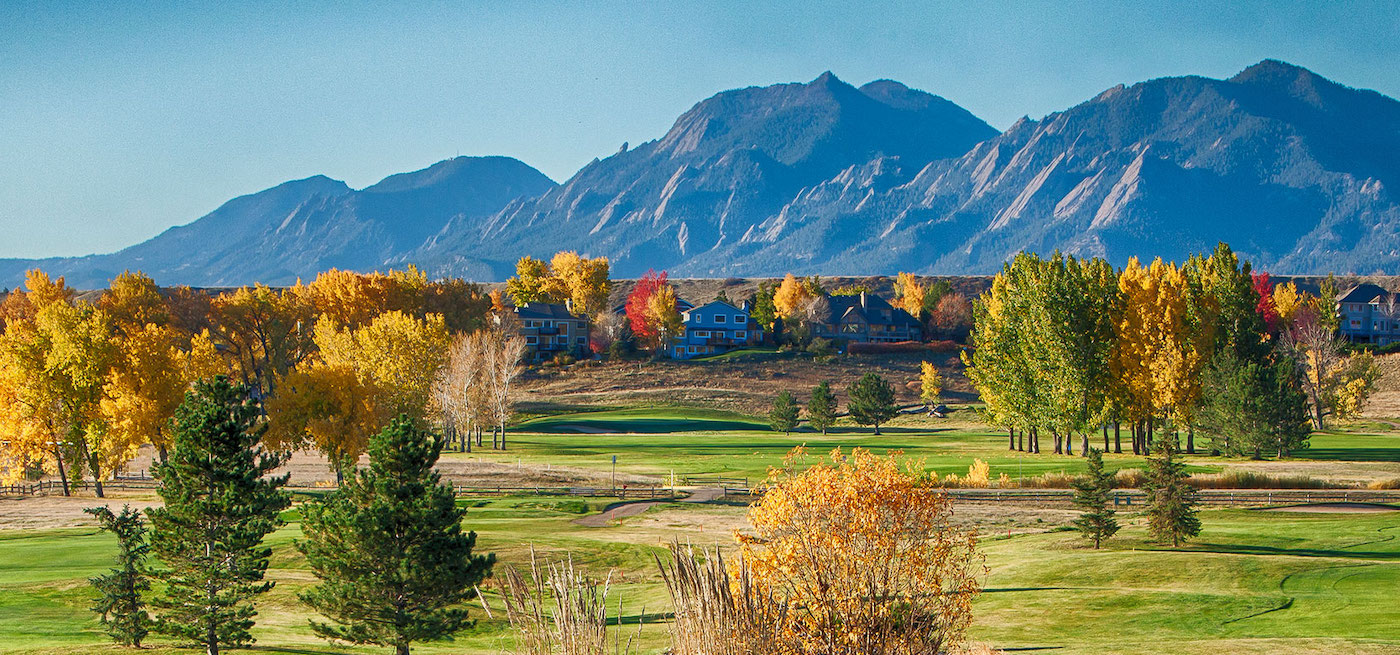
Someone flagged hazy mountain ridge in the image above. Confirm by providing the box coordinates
[4,60,1399,288]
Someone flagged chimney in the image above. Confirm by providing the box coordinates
[859,291,867,308]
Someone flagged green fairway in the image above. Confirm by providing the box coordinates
[462,406,1231,483]
[2,498,1398,654]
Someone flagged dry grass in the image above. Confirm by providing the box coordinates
[656,542,787,655]
[516,352,975,416]
[496,549,644,655]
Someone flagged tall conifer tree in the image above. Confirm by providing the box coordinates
[1071,449,1119,548]
[1143,441,1201,547]
[298,415,495,655]
[148,377,290,655]
[847,373,897,435]
[86,505,152,647]
[769,391,799,434]
[808,382,837,435]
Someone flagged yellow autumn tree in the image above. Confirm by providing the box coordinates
[644,284,684,349]
[266,361,381,483]
[100,270,169,334]
[550,251,612,315]
[1271,281,1310,328]
[772,274,817,320]
[209,284,314,397]
[920,360,943,406]
[896,272,926,317]
[504,256,556,307]
[738,447,983,655]
[295,268,391,328]
[315,310,450,422]
[1114,258,1202,450]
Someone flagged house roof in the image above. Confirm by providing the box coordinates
[684,299,744,315]
[612,297,694,315]
[825,293,921,328]
[515,302,585,320]
[1339,284,1392,304]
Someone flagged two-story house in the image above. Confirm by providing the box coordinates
[514,302,591,361]
[813,292,922,343]
[1337,284,1400,345]
[670,299,763,359]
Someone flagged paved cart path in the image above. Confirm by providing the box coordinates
[573,487,725,527]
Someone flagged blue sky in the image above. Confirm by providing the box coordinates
[2,1,1398,259]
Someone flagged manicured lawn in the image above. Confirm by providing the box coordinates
[2,498,1397,654]
[465,407,1226,483]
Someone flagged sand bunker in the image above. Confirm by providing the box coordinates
[1258,502,1400,514]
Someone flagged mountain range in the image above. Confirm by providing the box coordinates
[5,59,1399,288]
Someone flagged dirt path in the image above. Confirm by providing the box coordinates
[573,487,725,527]
[1258,502,1400,513]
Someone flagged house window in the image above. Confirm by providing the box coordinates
[715,314,727,323]
[693,314,702,322]
[577,337,586,344]
[735,315,744,323]
[735,331,746,339]
[694,330,709,338]
[526,336,538,345]
[690,346,700,353]
[557,336,568,344]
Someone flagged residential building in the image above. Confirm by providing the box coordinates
[514,302,590,360]
[671,299,763,359]
[813,292,923,343]
[1337,284,1400,345]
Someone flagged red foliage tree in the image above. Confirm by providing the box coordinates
[626,270,667,343]
[1252,272,1280,334]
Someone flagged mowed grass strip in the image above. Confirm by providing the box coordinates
[2,495,1397,654]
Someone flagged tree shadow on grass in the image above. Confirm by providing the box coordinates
[1301,447,1400,462]
[1185,542,1400,561]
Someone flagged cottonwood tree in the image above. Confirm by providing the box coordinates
[1143,441,1200,547]
[808,381,837,435]
[298,416,495,655]
[483,329,526,450]
[148,377,290,655]
[432,331,486,452]
[209,284,314,400]
[504,252,611,315]
[86,505,152,647]
[1071,449,1119,548]
[847,373,897,435]
[272,311,449,475]
[920,361,943,407]
[768,391,799,434]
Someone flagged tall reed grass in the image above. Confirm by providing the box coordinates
[496,548,642,655]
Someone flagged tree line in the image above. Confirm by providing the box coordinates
[964,244,1377,460]
[0,266,526,494]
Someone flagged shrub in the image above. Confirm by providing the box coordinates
[1367,478,1400,490]
[738,448,984,654]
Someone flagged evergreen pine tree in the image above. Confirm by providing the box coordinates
[1071,449,1119,548]
[808,381,838,435]
[1143,440,1201,547]
[768,391,799,434]
[85,505,151,647]
[847,373,898,435]
[298,415,496,655]
[147,377,290,655]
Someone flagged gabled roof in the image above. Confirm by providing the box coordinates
[824,293,921,328]
[612,297,694,315]
[515,302,585,320]
[684,299,745,315]
[1339,284,1392,304]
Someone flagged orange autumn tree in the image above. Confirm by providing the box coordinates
[737,447,984,655]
